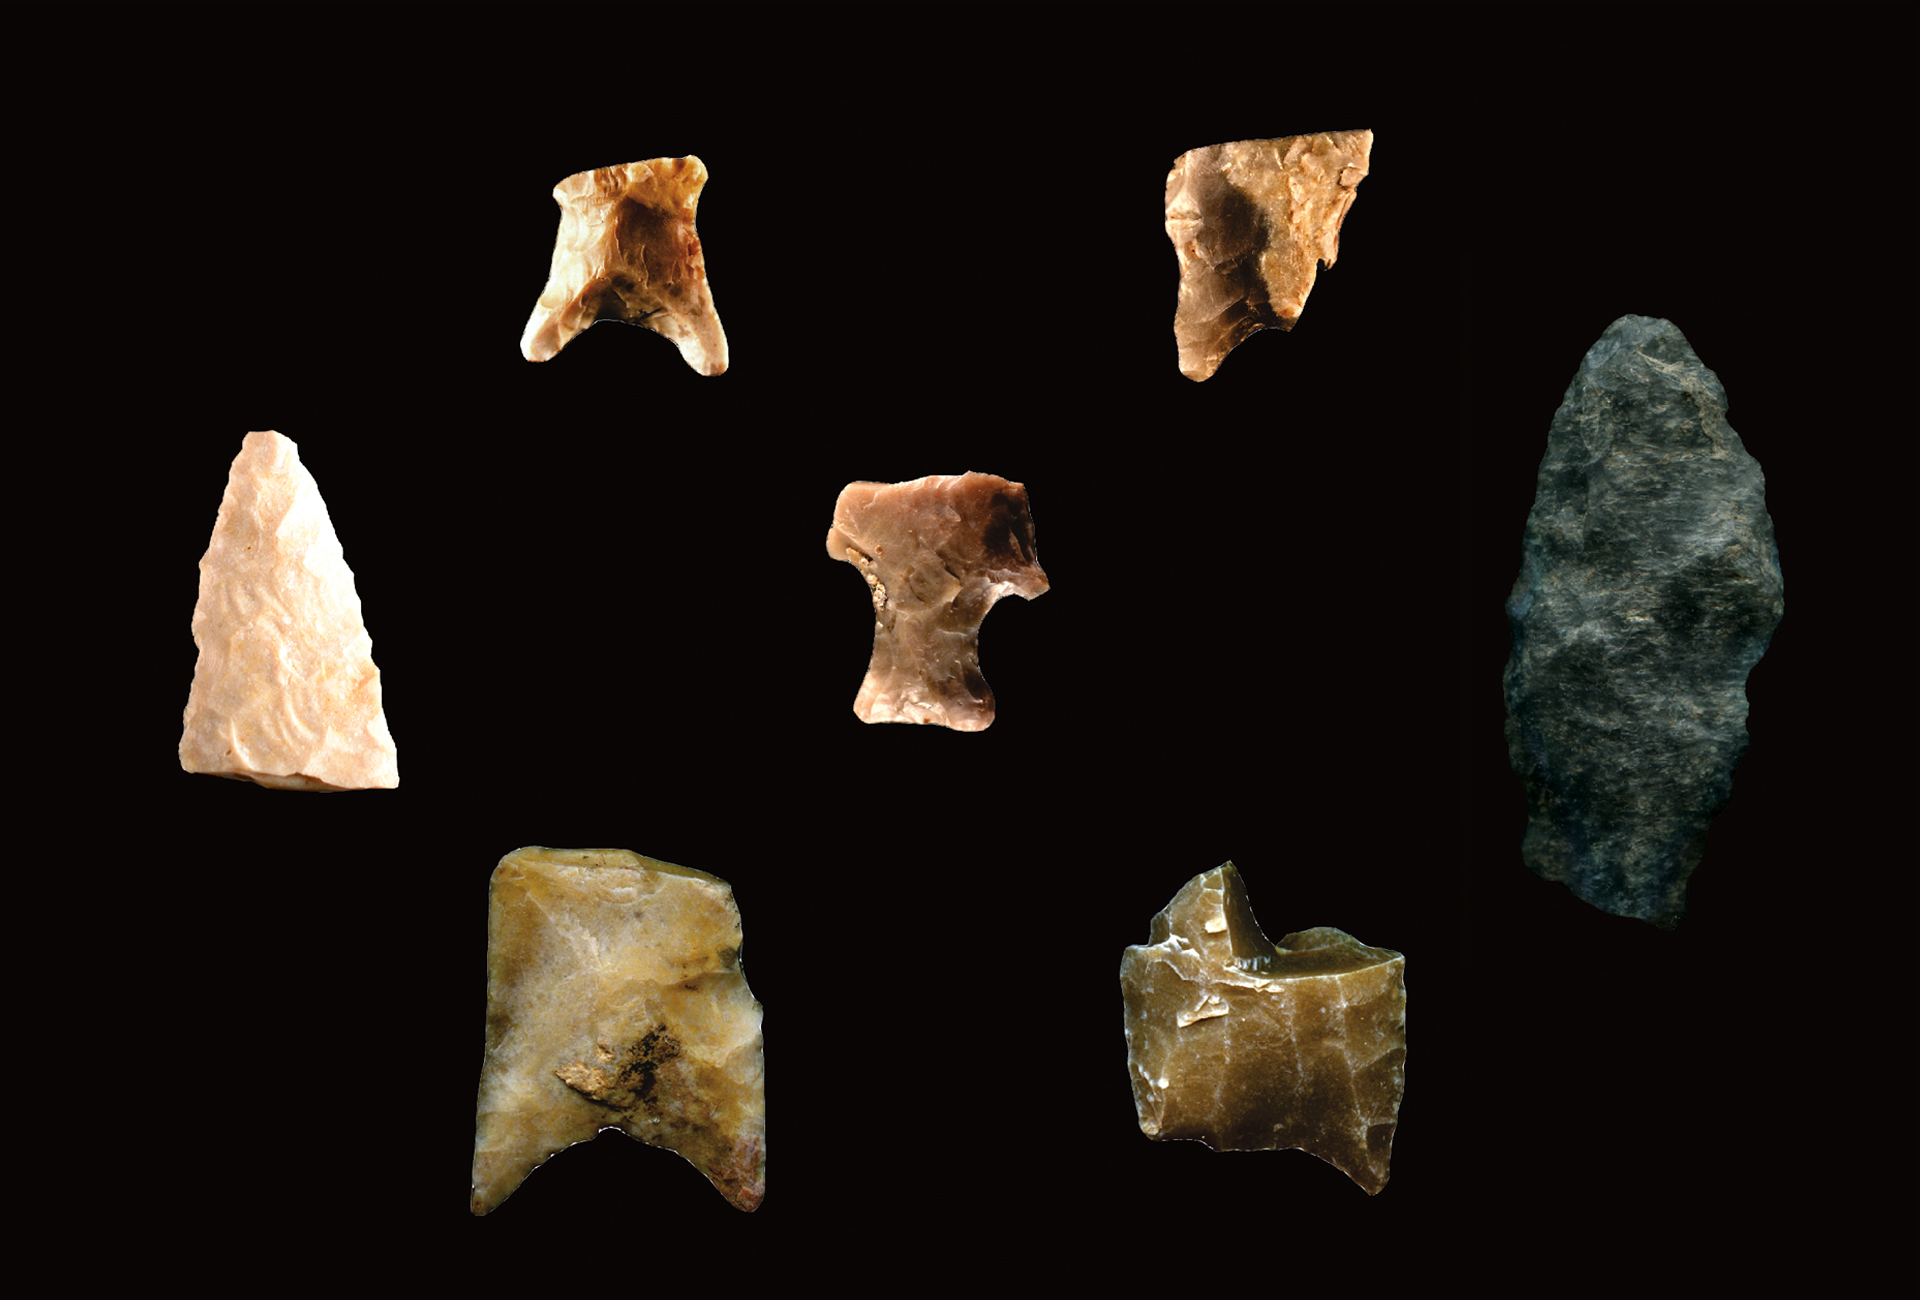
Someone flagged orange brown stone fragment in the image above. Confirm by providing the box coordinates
[471,848,765,1214]
[520,157,729,375]
[1120,862,1406,1193]
[1165,130,1373,381]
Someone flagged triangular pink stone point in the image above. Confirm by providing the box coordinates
[179,430,399,791]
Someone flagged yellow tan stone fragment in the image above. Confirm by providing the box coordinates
[472,847,766,1214]
[520,157,729,375]
[178,430,398,791]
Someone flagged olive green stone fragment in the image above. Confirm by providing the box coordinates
[1120,862,1406,1193]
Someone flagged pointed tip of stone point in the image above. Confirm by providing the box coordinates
[1200,860,1242,890]
[1604,313,1683,341]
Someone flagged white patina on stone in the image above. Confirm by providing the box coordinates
[179,430,398,791]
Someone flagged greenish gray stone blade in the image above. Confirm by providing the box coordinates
[1503,316,1783,926]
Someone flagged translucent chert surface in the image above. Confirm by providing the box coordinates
[178,430,398,791]
[1165,130,1372,381]
[1504,315,1783,926]
[1120,863,1406,1193]
[472,848,766,1214]
[826,472,1049,731]
[520,157,729,375]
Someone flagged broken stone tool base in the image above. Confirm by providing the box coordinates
[1165,130,1372,381]
[471,847,766,1213]
[519,157,730,375]
[1119,862,1406,1193]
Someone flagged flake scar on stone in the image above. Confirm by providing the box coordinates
[178,430,398,791]
[471,847,766,1214]
[520,157,729,375]
[825,473,1049,731]
[1165,130,1372,381]
[1119,862,1407,1194]
[846,548,887,611]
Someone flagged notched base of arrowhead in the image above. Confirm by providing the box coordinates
[471,847,766,1214]
[519,158,729,375]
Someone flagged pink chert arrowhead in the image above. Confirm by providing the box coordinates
[178,431,399,791]
[826,472,1049,731]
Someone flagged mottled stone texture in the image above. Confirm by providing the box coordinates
[520,157,728,375]
[1165,130,1371,381]
[472,848,765,1214]
[1504,316,1783,926]
[1120,863,1406,1194]
[179,430,398,790]
[826,472,1048,731]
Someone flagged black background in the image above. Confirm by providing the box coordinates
[60,5,1914,1288]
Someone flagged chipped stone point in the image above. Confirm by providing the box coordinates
[1503,315,1783,926]
[826,472,1049,731]
[472,847,766,1215]
[520,157,729,375]
[178,430,398,791]
[1119,862,1407,1194]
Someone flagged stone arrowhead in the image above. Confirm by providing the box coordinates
[826,472,1049,731]
[1165,130,1372,381]
[471,847,766,1215]
[520,157,729,375]
[178,430,398,791]
[1504,315,1784,926]
[1120,863,1407,1194]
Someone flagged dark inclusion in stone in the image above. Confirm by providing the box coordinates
[1503,316,1783,927]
